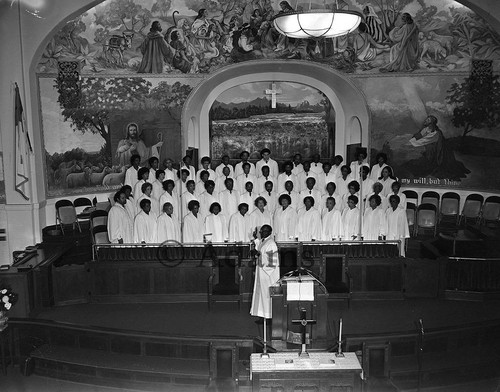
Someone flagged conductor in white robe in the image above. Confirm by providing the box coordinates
[108,190,134,243]
[250,224,280,319]
[133,199,158,243]
[157,202,181,243]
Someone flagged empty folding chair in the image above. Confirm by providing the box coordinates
[480,196,500,226]
[73,197,93,221]
[440,192,460,224]
[421,191,440,210]
[55,199,73,230]
[58,205,82,234]
[406,202,417,237]
[416,203,437,237]
[403,189,418,207]
[90,210,108,231]
[459,193,484,226]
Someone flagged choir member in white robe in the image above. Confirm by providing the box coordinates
[362,195,388,240]
[342,195,360,240]
[195,156,216,182]
[108,190,134,243]
[296,196,322,241]
[180,155,196,179]
[215,155,234,178]
[234,151,256,177]
[279,181,300,211]
[136,182,160,215]
[175,169,190,197]
[215,166,233,194]
[320,182,342,215]
[378,166,397,197]
[228,203,253,242]
[250,225,280,319]
[240,182,259,213]
[297,161,318,192]
[321,197,343,241]
[204,202,228,242]
[162,158,178,181]
[255,148,279,178]
[299,178,322,212]
[359,166,375,209]
[317,162,338,194]
[291,154,304,176]
[340,181,360,212]
[310,154,324,176]
[365,182,389,212]
[259,181,278,213]
[124,154,141,189]
[199,180,219,219]
[218,178,239,220]
[180,180,198,218]
[256,166,276,194]
[236,163,257,194]
[386,195,410,256]
[133,199,158,243]
[121,185,137,219]
[151,170,165,201]
[277,162,297,194]
[273,194,297,241]
[349,150,368,182]
[182,200,205,242]
[250,197,273,235]
[195,171,210,197]
[156,202,181,242]
[148,156,159,183]
[331,155,344,180]
[159,180,180,222]
[388,181,407,209]
[133,167,151,200]
[335,165,354,197]
[369,153,389,182]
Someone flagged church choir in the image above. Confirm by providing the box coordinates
[107,150,410,253]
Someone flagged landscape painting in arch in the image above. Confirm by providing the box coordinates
[360,74,500,191]
[210,81,335,162]
[39,76,198,198]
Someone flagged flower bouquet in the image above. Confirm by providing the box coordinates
[0,287,18,329]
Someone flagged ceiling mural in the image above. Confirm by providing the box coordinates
[36,0,500,75]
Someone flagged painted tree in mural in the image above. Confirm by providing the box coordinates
[148,81,192,122]
[57,78,152,160]
[151,0,172,18]
[369,0,413,33]
[446,74,500,138]
[94,0,152,39]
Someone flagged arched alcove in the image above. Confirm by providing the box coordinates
[182,60,370,160]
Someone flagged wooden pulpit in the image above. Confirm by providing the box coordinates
[270,272,330,350]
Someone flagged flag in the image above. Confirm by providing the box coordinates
[14,82,32,200]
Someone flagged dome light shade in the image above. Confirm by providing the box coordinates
[273,9,362,39]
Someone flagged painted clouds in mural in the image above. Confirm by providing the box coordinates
[41,76,194,197]
[37,0,500,75]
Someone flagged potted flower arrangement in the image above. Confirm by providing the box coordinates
[0,286,17,329]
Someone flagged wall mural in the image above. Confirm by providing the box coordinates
[40,76,196,197]
[210,81,334,160]
[36,0,500,75]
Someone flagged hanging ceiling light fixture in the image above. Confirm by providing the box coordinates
[272,0,362,39]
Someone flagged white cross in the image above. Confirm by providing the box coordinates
[265,82,282,109]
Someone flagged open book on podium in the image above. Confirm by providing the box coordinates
[270,269,331,350]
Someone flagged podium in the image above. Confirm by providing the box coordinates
[270,272,331,350]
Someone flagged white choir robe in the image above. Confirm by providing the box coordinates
[228,212,253,242]
[240,192,258,213]
[364,192,389,212]
[204,213,228,242]
[164,168,177,182]
[151,179,164,201]
[296,208,322,241]
[215,175,233,194]
[279,191,300,211]
[236,173,257,194]
[379,178,396,197]
[340,192,360,212]
[218,189,240,219]
[180,191,198,218]
[350,161,369,181]
[156,213,181,243]
[298,189,322,211]
[149,168,157,182]
[335,175,354,197]
[370,163,388,182]
[388,191,407,209]
[317,172,338,194]
[310,162,324,175]
[273,206,297,241]
[292,163,304,176]
[362,207,387,240]
[125,166,140,190]
[136,194,160,216]
[319,193,342,216]
[196,168,216,182]
[330,165,342,179]
[321,208,343,241]
[297,171,318,192]
[159,191,180,222]
[107,204,134,243]
[256,176,276,194]
[259,191,278,214]
[249,208,273,235]
[133,210,158,243]
[215,163,234,178]
[133,179,147,200]
[277,173,297,194]
[180,163,196,180]
[386,207,410,256]
[250,236,280,319]
[194,180,208,197]
[199,191,219,219]
[342,207,360,240]
[234,161,256,177]
[360,178,375,205]
[255,158,279,178]
[175,179,189,196]
[182,212,205,242]
[125,196,137,219]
